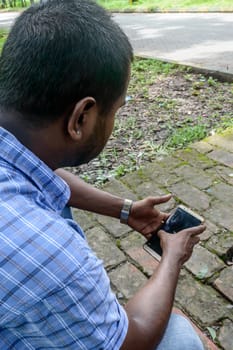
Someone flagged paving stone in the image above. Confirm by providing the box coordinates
[200,220,219,241]
[175,270,231,325]
[120,232,159,276]
[152,155,185,171]
[142,159,181,186]
[133,181,164,199]
[96,215,132,238]
[206,132,233,153]
[214,266,233,303]
[109,262,147,300]
[121,168,150,189]
[102,178,138,201]
[206,183,233,206]
[174,148,216,169]
[214,165,233,186]
[148,171,180,187]
[228,307,233,322]
[218,319,233,350]
[205,200,233,231]
[206,230,233,257]
[110,284,126,305]
[120,231,146,250]
[133,182,176,211]
[85,227,126,269]
[208,149,233,168]
[157,197,177,213]
[191,141,214,154]
[169,181,211,210]
[185,245,225,279]
[174,164,214,189]
[133,163,166,181]
[72,209,95,231]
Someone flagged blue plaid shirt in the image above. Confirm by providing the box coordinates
[0,127,128,349]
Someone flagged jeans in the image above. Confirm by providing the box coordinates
[61,205,73,219]
[157,313,204,350]
[61,207,204,350]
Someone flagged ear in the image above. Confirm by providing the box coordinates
[67,97,96,141]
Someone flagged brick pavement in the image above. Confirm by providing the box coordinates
[73,128,233,350]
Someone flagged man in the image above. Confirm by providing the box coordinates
[0,0,205,349]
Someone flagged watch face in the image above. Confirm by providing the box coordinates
[120,199,133,224]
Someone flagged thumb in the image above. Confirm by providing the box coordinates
[157,229,166,239]
[151,194,172,205]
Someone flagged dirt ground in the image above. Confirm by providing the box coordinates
[67,69,233,186]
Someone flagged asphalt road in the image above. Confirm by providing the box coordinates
[0,11,233,76]
[0,11,18,28]
[114,12,233,76]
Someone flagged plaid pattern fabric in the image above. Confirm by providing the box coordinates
[0,127,128,349]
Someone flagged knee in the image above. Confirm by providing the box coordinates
[158,313,204,350]
[169,314,204,350]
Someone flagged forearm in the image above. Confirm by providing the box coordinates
[55,168,124,218]
[121,257,181,350]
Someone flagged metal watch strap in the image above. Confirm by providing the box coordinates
[120,199,133,224]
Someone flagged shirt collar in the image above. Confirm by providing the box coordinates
[0,127,70,212]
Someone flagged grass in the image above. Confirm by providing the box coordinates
[97,0,233,11]
[0,0,30,11]
[165,123,208,148]
[0,30,8,51]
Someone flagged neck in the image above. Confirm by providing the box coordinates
[0,109,66,170]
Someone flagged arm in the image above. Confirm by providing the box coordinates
[121,225,206,350]
[55,168,171,237]
[55,168,124,218]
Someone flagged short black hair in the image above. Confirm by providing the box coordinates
[0,0,133,124]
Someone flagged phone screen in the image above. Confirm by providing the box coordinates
[144,205,203,259]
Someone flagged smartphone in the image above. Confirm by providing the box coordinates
[143,205,204,261]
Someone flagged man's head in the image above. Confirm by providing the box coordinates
[0,0,133,125]
[0,0,133,168]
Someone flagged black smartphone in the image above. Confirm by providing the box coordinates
[143,205,204,261]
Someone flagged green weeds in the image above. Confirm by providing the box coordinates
[0,30,8,51]
[166,122,208,149]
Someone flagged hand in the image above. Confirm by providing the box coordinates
[127,195,172,239]
[158,225,206,266]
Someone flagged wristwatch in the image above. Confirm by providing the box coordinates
[120,199,133,224]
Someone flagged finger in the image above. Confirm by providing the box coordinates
[144,233,152,240]
[161,212,170,222]
[187,236,200,251]
[149,194,172,205]
[143,223,161,236]
[157,229,166,239]
[192,236,200,245]
[182,224,206,236]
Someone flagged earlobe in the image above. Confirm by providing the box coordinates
[68,127,82,141]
